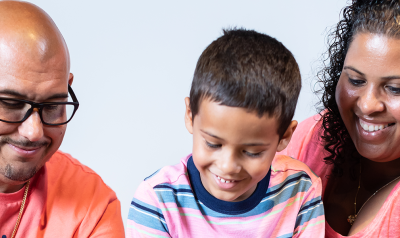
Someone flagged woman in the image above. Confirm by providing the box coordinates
[280,0,400,237]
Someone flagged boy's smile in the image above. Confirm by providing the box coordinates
[185,98,296,202]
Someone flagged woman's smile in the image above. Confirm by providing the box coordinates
[355,116,396,143]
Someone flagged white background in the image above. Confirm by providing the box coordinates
[25,0,347,226]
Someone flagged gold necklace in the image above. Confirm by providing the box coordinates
[347,165,400,226]
[10,180,30,238]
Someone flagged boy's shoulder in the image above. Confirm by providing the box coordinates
[271,154,319,182]
[142,154,192,188]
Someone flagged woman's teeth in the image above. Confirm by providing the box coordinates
[359,119,391,132]
[216,176,235,183]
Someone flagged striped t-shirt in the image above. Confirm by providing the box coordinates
[127,154,325,237]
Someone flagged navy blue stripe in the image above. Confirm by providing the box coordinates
[153,184,193,194]
[264,173,311,198]
[299,199,322,213]
[131,200,165,220]
[187,156,271,215]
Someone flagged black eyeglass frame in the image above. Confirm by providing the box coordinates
[0,85,79,126]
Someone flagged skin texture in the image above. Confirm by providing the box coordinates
[324,33,400,235]
[185,97,297,202]
[0,1,73,193]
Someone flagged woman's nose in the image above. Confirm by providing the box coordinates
[357,86,385,116]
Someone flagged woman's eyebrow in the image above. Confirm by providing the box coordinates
[344,66,400,80]
[343,66,365,76]
[381,75,400,80]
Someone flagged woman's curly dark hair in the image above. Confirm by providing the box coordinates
[317,0,400,177]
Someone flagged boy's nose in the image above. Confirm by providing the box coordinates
[219,152,241,175]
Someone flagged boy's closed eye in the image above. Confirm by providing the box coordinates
[204,139,266,158]
[205,140,222,149]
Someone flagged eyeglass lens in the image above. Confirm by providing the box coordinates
[0,99,76,124]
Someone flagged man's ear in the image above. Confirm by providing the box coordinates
[276,120,298,152]
[68,73,74,86]
[184,97,194,134]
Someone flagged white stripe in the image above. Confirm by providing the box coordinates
[154,189,194,197]
[261,178,312,203]
[130,205,167,224]
[297,201,323,216]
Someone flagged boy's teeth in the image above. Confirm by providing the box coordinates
[359,119,390,132]
[216,175,234,183]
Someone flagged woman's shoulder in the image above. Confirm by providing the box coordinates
[296,114,322,135]
[278,114,332,179]
[279,114,322,158]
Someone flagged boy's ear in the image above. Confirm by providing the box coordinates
[184,97,194,134]
[276,120,298,152]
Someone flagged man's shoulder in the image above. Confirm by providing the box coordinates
[45,150,116,196]
[48,150,97,173]
[141,154,191,188]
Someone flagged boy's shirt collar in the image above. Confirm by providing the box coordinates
[187,156,271,215]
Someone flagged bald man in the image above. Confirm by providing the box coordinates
[0,1,124,237]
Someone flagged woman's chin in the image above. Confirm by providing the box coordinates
[355,143,398,163]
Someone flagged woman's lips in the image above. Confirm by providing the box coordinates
[356,117,395,142]
[359,118,394,132]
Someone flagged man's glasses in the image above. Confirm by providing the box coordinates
[0,85,79,126]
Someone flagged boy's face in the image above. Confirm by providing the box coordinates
[185,98,297,202]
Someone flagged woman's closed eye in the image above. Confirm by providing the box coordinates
[385,85,400,95]
[348,78,365,86]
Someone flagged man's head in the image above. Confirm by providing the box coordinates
[0,1,74,193]
[185,29,301,202]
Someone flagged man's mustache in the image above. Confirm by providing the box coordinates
[0,137,49,148]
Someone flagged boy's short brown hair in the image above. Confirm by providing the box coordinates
[189,28,301,137]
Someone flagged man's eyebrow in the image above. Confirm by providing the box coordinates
[46,93,69,100]
[0,90,68,100]
[0,90,26,98]
[343,66,365,76]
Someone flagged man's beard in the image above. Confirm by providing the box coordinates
[0,136,48,181]
[1,163,37,181]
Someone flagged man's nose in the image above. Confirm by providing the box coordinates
[18,109,44,142]
[219,152,241,175]
[357,86,385,116]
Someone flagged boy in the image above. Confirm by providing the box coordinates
[127,29,324,237]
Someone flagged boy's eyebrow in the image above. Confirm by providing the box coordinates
[201,129,223,140]
[242,142,270,147]
[200,129,269,146]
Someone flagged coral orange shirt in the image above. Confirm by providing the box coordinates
[0,151,125,238]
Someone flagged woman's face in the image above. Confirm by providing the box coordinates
[336,33,400,162]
